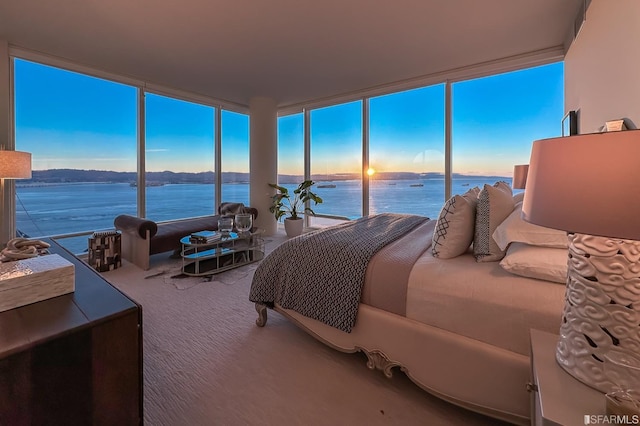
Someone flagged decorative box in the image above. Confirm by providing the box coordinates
[0,254,75,313]
[88,230,122,272]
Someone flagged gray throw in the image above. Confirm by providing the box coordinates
[249,213,429,333]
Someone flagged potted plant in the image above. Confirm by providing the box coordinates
[269,180,323,237]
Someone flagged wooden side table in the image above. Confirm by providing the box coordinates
[529,329,605,426]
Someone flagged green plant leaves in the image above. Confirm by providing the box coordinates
[268,180,323,221]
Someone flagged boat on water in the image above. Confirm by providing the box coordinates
[317,183,336,188]
[409,183,424,187]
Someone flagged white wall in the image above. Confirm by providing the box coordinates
[249,97,278,236]
[564,0,640,134]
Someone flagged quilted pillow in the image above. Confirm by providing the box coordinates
[432,187,480,259]
[492,202,568,251]
[474,181,514,262]
[500,242,569,284]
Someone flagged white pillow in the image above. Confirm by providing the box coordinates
[493,202,569,251]
[474,181,514,262]
[432,187,480,259]
[500,242,568,284]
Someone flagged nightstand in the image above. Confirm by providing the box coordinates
[529,329,605,426]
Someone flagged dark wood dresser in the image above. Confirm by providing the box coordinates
[0,239,143,425]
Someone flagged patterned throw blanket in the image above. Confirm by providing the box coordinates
[249,213,429,333]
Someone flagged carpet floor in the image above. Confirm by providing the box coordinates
[103,231,508,426]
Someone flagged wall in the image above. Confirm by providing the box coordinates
[564,0,640,134]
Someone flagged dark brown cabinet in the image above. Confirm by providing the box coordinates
[0,239,143,425]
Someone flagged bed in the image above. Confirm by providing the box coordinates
[249,183,569,425]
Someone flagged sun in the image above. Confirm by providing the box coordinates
[366,168,375,176]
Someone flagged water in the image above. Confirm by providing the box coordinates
[16,176,512,253]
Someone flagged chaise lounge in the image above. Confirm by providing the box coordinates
[114,203,258,270]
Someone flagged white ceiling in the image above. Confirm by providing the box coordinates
[0,0,583,108]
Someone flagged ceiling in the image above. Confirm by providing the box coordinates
[0,0,582,109]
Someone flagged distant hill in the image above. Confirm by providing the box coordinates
[23,169,507,185]
[26,169,240,184]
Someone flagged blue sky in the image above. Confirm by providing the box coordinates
[14,58,563,176]
[278,62,564,176]
[14,59,249,173]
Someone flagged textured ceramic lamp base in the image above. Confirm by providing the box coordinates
[556,233,640,393]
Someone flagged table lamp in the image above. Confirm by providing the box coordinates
[512,164,529,189]
[522,130,640,393]
[0,150,32,245]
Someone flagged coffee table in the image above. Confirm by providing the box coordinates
[180,229,264,276]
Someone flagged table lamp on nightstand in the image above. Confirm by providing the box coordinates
[512,164,528,190]
[521,130,640,395]
[0,150,32,246]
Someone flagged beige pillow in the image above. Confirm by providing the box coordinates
[432,187,480,259]
[474,181,514,262]
[500,242,568,284]
[492,202,568,251]
[512,192,525,203]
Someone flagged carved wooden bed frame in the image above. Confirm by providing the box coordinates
[255,301,531,425]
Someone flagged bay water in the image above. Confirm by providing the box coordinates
[16,176,511,253]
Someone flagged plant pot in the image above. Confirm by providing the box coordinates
[284,217,304,237]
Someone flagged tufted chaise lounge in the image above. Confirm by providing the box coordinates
[114,203,258,270]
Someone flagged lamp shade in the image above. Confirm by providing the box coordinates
[512,164,528,189]
[0,151,31,179]
[522,130,640,240]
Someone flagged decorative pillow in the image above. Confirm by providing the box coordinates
[492,202,568,251]
[474,181,514,262]
[499,242,569,284]
[432,187,480,259]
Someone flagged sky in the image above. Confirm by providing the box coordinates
[14,58,563,176]
[14,59,249,173]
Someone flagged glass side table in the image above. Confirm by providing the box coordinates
[180,229,264,276]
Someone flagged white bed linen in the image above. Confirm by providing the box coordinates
[407,249,566,356]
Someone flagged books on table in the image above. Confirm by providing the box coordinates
[189,231,221,244]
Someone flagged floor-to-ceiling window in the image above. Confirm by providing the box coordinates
[310,101,363,220]
[145,93,215,222]
[277,112,304,181]
[451,63,564,194]
[14,59,137,253]
[221,110,249,205]
[276,62,563,222]
[369,85,445,218]
[12,56,247,254]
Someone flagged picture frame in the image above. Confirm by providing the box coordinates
[562,110,578,136]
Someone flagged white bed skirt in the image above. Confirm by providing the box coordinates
[273,303,531,425]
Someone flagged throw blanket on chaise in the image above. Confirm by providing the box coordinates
[249,213,429,332]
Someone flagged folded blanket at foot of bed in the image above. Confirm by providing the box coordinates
[249,213,429,332]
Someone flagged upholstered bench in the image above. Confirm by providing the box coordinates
[114,203,258,270]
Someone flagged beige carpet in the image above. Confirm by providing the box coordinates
[103,231,508,426]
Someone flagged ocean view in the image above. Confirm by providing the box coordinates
[16,175,512,254]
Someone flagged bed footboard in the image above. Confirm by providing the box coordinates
[265,303,530,426]
[255,303,268,327]
[358,347,403,379]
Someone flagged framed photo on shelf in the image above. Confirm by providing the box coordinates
[562,110,578,136]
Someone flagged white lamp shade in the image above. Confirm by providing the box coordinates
[0,151,32,179]
[522,130,640,240]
